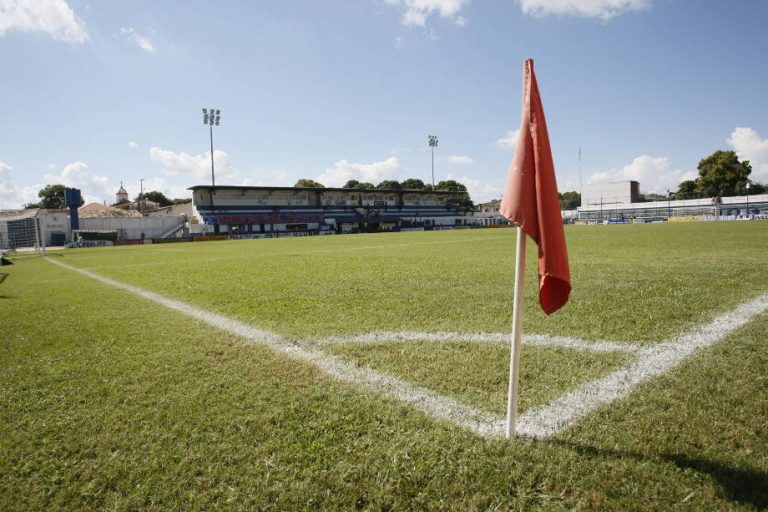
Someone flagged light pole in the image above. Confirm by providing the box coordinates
[746,181,751,218]
[428,134,438,188]
[667,188,671,220]
[139,178,145,214]
[203,108,221,187]
[203,107,221,231]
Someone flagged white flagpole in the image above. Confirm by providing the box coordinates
[505,225,527,438]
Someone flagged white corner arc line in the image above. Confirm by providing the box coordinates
[313,331,640,353]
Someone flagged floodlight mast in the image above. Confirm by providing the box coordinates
[202,107,221,231]
[202,107,221,188]
[428,135,438,188]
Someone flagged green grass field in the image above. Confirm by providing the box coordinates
[2,222,768,510]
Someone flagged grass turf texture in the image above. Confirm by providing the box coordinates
[1,221,767,509]
[323,341,632,416]
[46,222,768,343]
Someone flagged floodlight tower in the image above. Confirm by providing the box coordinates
[202,108,221,187]
[202,108,221,230]
[428,134,438,188]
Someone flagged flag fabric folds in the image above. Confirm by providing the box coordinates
[499,59,571,315]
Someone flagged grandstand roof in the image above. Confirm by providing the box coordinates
[0,209,38,221]
[187,185,458,194]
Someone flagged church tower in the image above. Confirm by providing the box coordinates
[115,182,130,204]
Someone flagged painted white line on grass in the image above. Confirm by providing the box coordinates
[314,331,640,353]
[46,257,502,437]
[45,257,768,440]
[516,292,768,439]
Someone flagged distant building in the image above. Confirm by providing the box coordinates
[577,180,768,223]
[581,181,641,209]
[470,199,506,227]
[111,183,160,213]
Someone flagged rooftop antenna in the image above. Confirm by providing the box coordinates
[578,145,582,197]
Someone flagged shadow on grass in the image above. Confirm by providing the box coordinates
[0,273,8,284]
[557,440,768,509]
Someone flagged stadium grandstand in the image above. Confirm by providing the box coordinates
[189,186,472,236]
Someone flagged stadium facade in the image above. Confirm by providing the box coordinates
[189,185,472,235]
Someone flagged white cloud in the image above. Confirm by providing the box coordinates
[149,147,237,183]
[496,129,519,149]
[586,155,697,194]
[0,162,50,208]
[517,0,651,21]
[245,169,294,188]
[316,157,402,187]
[128,141,139,149]
[0,0,88,43]
[43,161,114,204]
[385,0,470,27]
[130,177,191,201]
[727,127,768,183]
[445,173,501,203]
[119,27,154,53]
[449,155,474,164]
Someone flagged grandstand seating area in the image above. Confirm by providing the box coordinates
[190,186,469,234]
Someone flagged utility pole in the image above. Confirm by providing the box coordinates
[139,178,145,214]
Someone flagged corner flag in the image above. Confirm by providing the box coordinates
[500,59,570,438]
[500,59,570,315]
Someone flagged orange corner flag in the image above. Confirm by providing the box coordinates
[499,59,570,315]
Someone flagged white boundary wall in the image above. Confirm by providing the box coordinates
[80,216,184,239]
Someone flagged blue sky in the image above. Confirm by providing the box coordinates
[1,0,767,208]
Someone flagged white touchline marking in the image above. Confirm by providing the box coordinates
[46,257,768,440]
[46,258,501,437]
[313,331,640,353]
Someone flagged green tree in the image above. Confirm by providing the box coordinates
[342,180,360,189]
[435,180,467,192]
[435,180,474,211]
[294,179,325,188]
[736,181,766,195]
[559,191,581,209]
[36,184,67,209]
[358,182,375,190]
[694,150,752,197]
[138,190,173,207]
[400,178,426,190]
[376,180,402,190]
[675,180,697,200]
[172,198,193,205]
